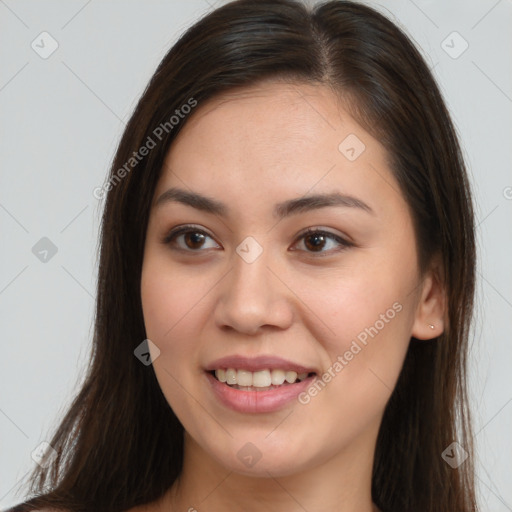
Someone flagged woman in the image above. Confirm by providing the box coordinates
[6,0,478,511]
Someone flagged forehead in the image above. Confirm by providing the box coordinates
[172,81,355,158]
[155,81,404,220]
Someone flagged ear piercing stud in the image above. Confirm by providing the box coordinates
[428,324,435,329]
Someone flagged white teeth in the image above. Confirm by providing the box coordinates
[237,369,253,387]
[285,371,298,383]
[214,368,312,387]
[271,369,286,385]
[215,368,227,382]
[225,368,237,385]
[252,369,272,387]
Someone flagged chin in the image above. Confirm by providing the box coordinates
[198,431,322,478]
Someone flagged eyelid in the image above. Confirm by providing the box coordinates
[161,224,354,254]
[161,224,221,248]
[290,226,353,254]
[295,226,353,244]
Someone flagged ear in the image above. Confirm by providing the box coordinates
[411,255,446,340]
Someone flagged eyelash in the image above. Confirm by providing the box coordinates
[161,224,353,256]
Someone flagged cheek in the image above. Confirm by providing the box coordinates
[294,253,417,406]
[141,253,209,342]
[297,259,412,344]
[140,254,210,385]
[140,257,212,423]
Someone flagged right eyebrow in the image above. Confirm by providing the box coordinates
[154,187,228,216]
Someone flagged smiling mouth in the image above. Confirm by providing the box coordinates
[209,368,316,391]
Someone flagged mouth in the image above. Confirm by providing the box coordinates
[204,356,318,413]
[204,354,319,412]
[208,368,317,391]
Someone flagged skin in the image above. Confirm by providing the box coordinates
[139,81,446,512]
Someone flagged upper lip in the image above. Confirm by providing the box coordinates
[204,355,318,374]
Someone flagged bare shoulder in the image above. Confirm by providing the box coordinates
[4,502,170,512]
[28,508,63,512]
[29,509,64,512]
[123,498,175,512]
[4,502,172,512]
[2,507,63,512]
[124,503,164,512]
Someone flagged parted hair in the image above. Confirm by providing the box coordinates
[8,1,477,511]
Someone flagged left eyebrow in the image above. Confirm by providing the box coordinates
[153,187,374,218]
[275,192,374,218]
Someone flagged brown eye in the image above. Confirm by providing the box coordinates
[304,232,328,252]
[293,228,352,255]
[162,225,220,252]
[183,231,206,250]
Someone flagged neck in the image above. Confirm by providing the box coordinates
[163,427,381,512]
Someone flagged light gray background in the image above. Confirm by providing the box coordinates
[1,0,511,509]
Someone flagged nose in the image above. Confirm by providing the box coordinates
[213,248,294,335]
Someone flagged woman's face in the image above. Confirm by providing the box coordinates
[141,81,437,477]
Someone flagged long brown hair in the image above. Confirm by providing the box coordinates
[7,1,477,511]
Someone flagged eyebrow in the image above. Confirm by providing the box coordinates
[154,187,374,219]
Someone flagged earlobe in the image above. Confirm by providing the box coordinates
[411,263,446,340]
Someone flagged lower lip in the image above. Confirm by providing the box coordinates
[205,371,316,413]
